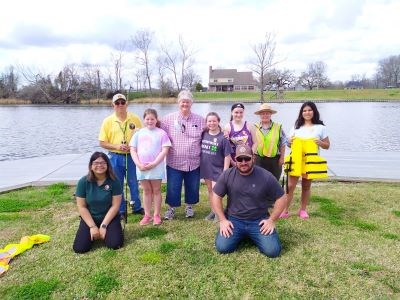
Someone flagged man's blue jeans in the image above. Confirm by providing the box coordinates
[215,215,282,257]
[166,166,200,207]
[108,152,141,213]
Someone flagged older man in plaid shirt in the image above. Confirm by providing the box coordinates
[160,90,206,219]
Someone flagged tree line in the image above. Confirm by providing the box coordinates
[1,30,400,103]
[249,33,400,101]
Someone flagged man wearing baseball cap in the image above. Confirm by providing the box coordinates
[99,93,144,217]
[211,144,288,257]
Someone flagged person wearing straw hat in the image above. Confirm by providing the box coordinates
[253,103,287,181]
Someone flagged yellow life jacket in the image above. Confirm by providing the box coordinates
[284,138,328,179]
[254,122,281,157]
[0,234,50,276]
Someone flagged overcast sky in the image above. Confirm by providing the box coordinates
[1,0,399,86]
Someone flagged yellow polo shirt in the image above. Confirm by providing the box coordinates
[99,112,142,154]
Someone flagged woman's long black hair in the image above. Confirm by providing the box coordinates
[294,101,325,129]
[87,151,116,181]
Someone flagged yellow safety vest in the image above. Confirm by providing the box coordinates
[254,122,281,157]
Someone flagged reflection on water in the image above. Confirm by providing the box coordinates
[1,102,399,161]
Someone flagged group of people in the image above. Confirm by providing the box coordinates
[73,90,330,258]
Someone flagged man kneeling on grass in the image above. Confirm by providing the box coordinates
[211,144,288,257]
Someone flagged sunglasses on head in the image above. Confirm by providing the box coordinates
[114,100,126,105]
[236,156,251,162]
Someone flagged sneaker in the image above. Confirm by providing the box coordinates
[279,211,290,219]
[204,211,215,221]
[133,208,145,215]
[185,206,194,218]
[153,214,162,225]
[139,215,153,225]
[120,213,126,222]
[164,207,175,220]
[299,210,309,219]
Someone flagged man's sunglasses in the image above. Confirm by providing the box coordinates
[236,156,251,162]
[114,100,126,105]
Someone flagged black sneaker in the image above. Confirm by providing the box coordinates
[132,208,145,215]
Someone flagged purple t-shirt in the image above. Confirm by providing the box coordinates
[200,131,232,181]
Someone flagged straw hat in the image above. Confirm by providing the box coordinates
[254,103,277,115]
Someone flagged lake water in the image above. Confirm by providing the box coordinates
[1,102,399,161]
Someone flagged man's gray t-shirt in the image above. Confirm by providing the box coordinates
[213,166,284,220]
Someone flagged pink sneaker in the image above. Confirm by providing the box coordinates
[139,215,153,226]
[153,214,162,225]
[299,210,309,219]
[279,211,290,219]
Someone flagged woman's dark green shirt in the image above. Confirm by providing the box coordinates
[75,175,122,222]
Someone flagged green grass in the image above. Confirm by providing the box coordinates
[0,181,399,298]
[193,88,400,101]
[0,183,72,213]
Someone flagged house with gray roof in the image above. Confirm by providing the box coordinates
[208,66,258,92]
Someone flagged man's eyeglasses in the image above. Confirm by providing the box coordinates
[114,100,126,106]
[92,161,107,166]
[236,156,251,162]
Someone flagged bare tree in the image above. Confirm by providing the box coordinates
[80,63,103,101]
[159,35,196,91]
[0,65,18,98]
[266,68,296,90]
[17,65,54,103]
[110,41,127,91]
[377,54,400,88]
[132,29,154,94]
[298,61,329,90]
[249,32,278,102]
[54,64,81,103]
[183,69,201,91]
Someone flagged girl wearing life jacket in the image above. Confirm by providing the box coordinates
[253,103,287,181]
[280,101,330,219]
[224,103,255,166]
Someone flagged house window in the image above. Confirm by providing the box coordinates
[234,86,240,90]
[248,86,254,90]
[228,79,233,82]
[213,79,218,83]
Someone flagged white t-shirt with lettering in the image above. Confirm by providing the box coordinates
[289,124,328,140]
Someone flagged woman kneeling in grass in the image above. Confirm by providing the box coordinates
[73,152,123,253]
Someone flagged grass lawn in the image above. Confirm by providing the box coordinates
[193,88,400,102]
[0,181,399,299]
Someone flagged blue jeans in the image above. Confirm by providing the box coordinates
[108,152,141,213]
[215,215,282,258]
[166,166,200,207]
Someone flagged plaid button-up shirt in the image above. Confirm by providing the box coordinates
[160,111,206,171]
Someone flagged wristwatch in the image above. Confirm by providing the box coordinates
[101,223,107,229]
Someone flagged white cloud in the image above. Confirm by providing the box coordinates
[1,0,399,85]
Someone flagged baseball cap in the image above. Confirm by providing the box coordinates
[235,144,253,159]
[112,93,126,103]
